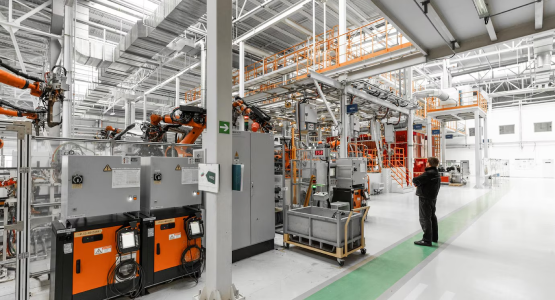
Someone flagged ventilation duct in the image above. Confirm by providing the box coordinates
[77,0,207,101]
[533,32,553,88]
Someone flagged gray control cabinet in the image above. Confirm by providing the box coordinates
[336,158,367,188]
[140,157,201,213]
[232,131,274,251]
[61,156,141,220]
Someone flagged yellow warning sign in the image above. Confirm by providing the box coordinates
[235,151,239,159]
[103,165,112,172]
[175,164,181,171]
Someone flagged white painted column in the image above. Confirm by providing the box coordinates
[197,0,235,298]
[143,95,147,122]
[312,0,316,66]
[426,116,432,158]
[339,87,349,158]
[442,58,451,89]
[441,121,446,165]
[129,101,135,125]
[474,110,483,188]
[200,40,207,108]
[62,3,73,138]
[322,0,327,65]
[239,41,245,97]
[407,110,414,174]
[175,77,180,107]
[338,0,346,64]
[483,116,489,158]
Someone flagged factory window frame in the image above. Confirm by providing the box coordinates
[469,128,475,136]
[499,125,515,135]
[534,122,552,133]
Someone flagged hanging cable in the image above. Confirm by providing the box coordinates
[412,0,456,58]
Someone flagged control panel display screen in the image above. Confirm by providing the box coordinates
[314,150,324,156]
[121,232,136,249]
[190,221,201,235]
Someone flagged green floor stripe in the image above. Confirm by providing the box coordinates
[306,186,511,300]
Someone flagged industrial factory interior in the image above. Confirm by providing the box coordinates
[0,0,554,299]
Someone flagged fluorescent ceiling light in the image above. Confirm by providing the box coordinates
[472,0,490,19]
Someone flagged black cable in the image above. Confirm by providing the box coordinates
[106,255,145,299]
[488,1,541,18]
[412,0,456,56]
[0,59,44,83]
[180,244,205,284]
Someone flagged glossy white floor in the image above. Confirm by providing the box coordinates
[10,177,553,299]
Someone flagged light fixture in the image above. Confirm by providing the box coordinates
[472,0,490,19]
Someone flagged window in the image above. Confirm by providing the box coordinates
[499,125,515,135]
[534,122,552,132]
[469,128,475,136]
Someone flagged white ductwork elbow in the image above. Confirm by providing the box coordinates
[413,89,450,101]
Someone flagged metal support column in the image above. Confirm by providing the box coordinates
[239,41,245,97]
[339,87,349,158]
[200,40,207,108]
[175,77,180,107]
[143,95,147,122]
[426,116,432,158]
[47,0,64,138]
[338,0,346,63]
[474,110,483,188]
[407,110,414,174]
[441,121,446,165]
[196,0,240,298]
[484,116,489,159]
[62,2,73,138]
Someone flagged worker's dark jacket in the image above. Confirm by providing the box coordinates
[412,167,441,199]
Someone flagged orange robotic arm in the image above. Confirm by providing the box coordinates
[151,106,207,157]
[0,69,42,97]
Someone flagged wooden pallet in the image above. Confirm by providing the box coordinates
[449,183,464,186]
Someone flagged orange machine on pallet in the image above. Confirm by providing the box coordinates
[139,156,205,289]
[51,156,144,300]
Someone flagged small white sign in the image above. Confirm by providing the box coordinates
[112,168,140,188]
[147,228,154,237]
[182,167,199,185]
[94,246,112,255]
[198,163,219,193]
[169,232,182,240]
[63,243,73,254]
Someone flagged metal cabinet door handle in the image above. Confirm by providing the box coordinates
[156,243,160,255]
[76,259,81,274]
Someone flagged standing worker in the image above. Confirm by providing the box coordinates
[412,157,441,246]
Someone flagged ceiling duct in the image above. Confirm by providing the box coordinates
[79,0,207,102]
[533,32,553,88]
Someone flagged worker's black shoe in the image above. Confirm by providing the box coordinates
[414,240,432,246]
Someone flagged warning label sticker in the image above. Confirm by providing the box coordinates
[155,218,175,225]
[75,229,102,238]
[112,168,140,188]
[103,165,112,172]
[169,233,181,240]
[175,164,181,171]
[94,246,112,255]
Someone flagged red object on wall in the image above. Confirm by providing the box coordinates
[441,176,450,183]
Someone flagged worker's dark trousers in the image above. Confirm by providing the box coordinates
[419,197,438,242]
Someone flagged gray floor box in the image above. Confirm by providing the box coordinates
[140,157,201,213]
[61,156,141,220]
[285,206,363,248]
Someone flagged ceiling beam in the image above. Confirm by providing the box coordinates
[233,0,311,44]
[423,1,459,48]
[535,0,543,29]
[485,19,497,41]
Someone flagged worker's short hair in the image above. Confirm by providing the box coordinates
[428,157,439,167]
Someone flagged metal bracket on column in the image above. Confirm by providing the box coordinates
[194,284,245,300]
[6,121,32,139]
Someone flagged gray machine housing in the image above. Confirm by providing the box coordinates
[140,157,201,214]
[336,158,367,189]
[299,103,317,131]
[232,131,275,261]
[61,156,141,220]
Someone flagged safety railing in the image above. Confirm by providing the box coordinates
[184,18,412,100]
[427,91,488,113]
